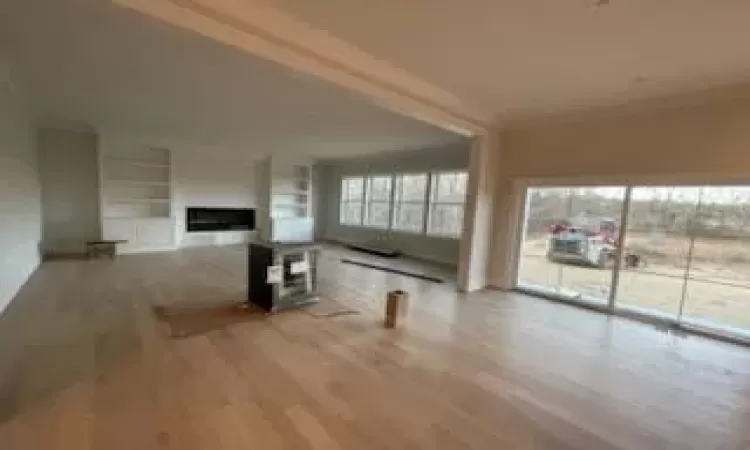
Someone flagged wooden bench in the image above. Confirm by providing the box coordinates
[86,240,127,259]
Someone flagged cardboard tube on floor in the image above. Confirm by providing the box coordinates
[385,290,408,328]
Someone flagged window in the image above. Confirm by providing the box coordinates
[339,171,468,237]
[339,177,364,225]
[392,174,428,232]
[363,175,392,228]
[515,184,750,342]
[517,186,626,305]
[427,171,468,237]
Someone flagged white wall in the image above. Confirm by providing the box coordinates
[173,149,258,247]
[38,128,100,255]
[319,142,470,265]
[98,131,259,250]
[0,58,41,312]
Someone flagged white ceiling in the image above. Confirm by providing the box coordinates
[0,0,463,158]
[271,0,750,123]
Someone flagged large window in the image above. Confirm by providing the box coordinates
[617,186,750,331]
[363,175,392,229]
[339,177,364,225]
[517,187,626,305]
[615,187,699,317]
[428,171,468,237]
[338,170,469,239]
[516,184,750,341]
[392,174,428,232]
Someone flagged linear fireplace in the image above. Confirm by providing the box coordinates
[186,207,255,232]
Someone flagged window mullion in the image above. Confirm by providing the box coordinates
[389,175,398,231]
[360,177,367,225]
[423,173,433,235]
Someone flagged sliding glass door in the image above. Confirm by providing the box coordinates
[517,183,750,342]
[680,187,750,334]
[518,186,625,305]
[615,187,700,319]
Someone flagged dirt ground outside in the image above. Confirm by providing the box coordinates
[518,234,750,331]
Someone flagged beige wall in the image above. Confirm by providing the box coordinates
[503,100,750,181]
[490,98,750,288]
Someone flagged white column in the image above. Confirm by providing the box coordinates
[458,131,499,292]
[487,178,526,290]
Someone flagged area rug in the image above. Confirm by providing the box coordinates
[152,303,265,339]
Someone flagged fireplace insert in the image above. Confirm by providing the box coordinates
[186,207,255,232]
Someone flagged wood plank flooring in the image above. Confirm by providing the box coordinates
[0,245,749,449]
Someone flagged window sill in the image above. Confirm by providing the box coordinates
[338,223,388,231]
[425,233,462,240]
[389,228,426,236]
[337,223,462,240]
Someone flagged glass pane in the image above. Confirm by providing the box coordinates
[518,186,625,305]
[340,203,362,225]
[363,176,391,227]
[342,177,364,201]
[558,187,625,303]
[615,187,700,318]
[365,201,390,229]
[682,186,750,333]
[367,176,392,201]
[518,187,567,291]
[392,202,424,233]
[431,172,468,203]
[395,174,427,202]
[428,204,464,237]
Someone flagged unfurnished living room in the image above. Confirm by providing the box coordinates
[2,0,750,448]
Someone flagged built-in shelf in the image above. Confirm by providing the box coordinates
[258,158,313,236]
[269,162,311,218]
[100,146,175,250]
[101,147,172,222]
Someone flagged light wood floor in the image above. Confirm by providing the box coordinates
[1,245,749,449]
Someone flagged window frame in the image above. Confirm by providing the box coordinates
[339,176,365,226]
[511,176,750,347]
[426,170,468,238]
[363,174,393,229]
[337,170,469,238]
[391,172,430,234]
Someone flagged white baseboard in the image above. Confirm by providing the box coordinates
[323,238,457,268]
[117,245,178,255]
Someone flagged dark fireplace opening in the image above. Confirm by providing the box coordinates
[186,207,255,232]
